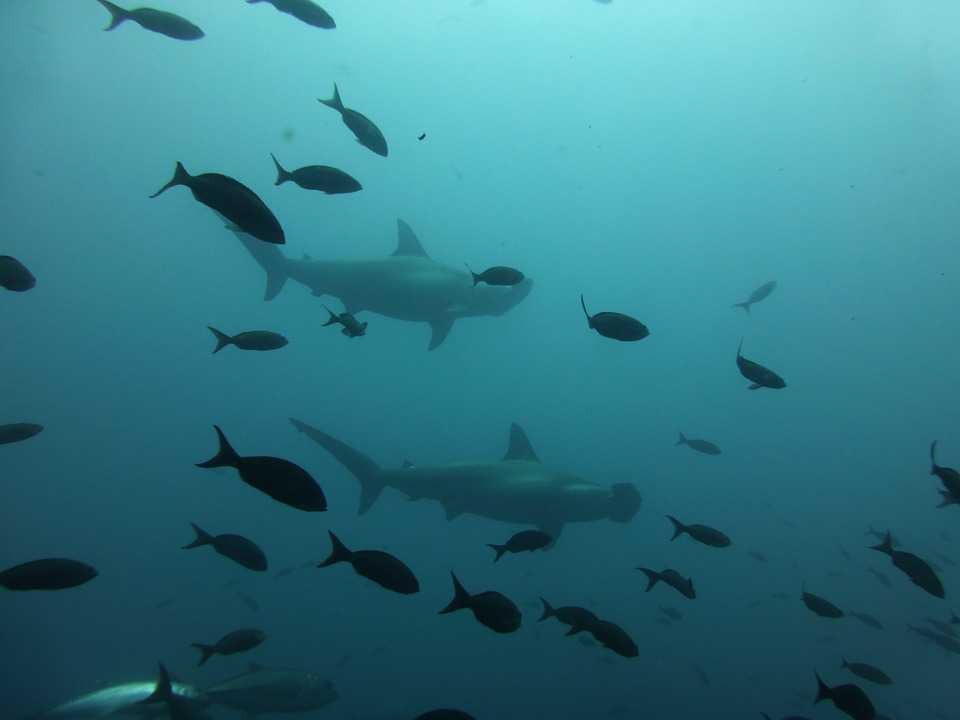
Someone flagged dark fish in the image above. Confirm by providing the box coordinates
[318,531,419,594]
[580,294,649,341]
[439,572,521,634]
[802,589,844,618]
[814,672,876,720]
[95,0,204,40]
[869,532,945,599]
[637,568,696,599]
[318,84,388,156]
[865,526,900,547]
[589,619,638,658]
[849,612,883,630]
[837,544,851,561]
[322,306,367,338]
[414,711,475,720]
[953,610,960,624]
[274,567,295,579]
[418,133,427,141]
[0,256,36,291]
[733,280,777,313]
[659,606,682,621]
[487,529,552,562]
[538,598,598,635]
[0,558,97,590]
[692,662,710,687]
[736,339,786,389]
[208,327,288,354]
[925,617,956,638]
[151,162,284,245]
[236,592,260,612]
[182,523,268,572]
[467,265,525,287]
[907,624,960,654]
[665,515,731,548]
[841,658,892,685]
[270,154,361,194]
[195,425,327,511]
[867,567,891,588]
[929,441,960,506]
[192,629,266,666]
[0,423,44,445]
[675,432,721,455]
[748,551,768,563]
[247,0,335,30]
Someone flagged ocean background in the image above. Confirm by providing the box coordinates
[2,1,959,718]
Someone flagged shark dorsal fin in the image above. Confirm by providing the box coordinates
[393,219,429,258]
[504,423,539,462]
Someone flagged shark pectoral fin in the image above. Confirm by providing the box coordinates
[428,317,455,351]
[503,423,540,462]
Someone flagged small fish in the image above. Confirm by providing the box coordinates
[841,658,892,685]
[318,531,419,594]
[692,662,711,687]
[907,624,960,654]
[414,711,475,720]
[748,551,768,563]
[0,558,97,591]
[865,526,900,547]
[247,0,335,30]
[274,567,295,579]
[665,515,731,548]
[151,162,284,245]
[208,327,288,354]
[736,339,786,389]
[658,606,682,621]
[814,672,876,720]
[487,529,552,562]
[866,567,891,588]
[837,544,851,561]
[192,629,265,666]
[0,423,44,445]
[95,0,204,40]
[466,265,525,287]
[580,294,649,341]
[929,441,960,506]
[418,133,427,141]
[195,425,327,511]
[802,588,844,618]
[589,619,638,658]
[0,256,36,291]
[848,612,883,630]
[270,154,361,194]
[439,572,521,634]
[637,568,696,599]
[182,523,268,572]
[869,532,945,599]
[924,617,956,638]
[322,306,367,338]
[318,84,388,156]
[732,280,777,313]
[236,592,259,612]
[675,432,721,455]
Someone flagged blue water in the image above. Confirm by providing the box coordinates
[3,1,959,718]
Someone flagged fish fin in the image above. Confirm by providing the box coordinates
[439,572,470,614]
[503,423,540,462]
[263,263,288,302]
[465,264,480,285]
[748,383,762,390]
[149,161,191,198]
[637,568,660,592]
[223,221,289,301]
[666,515,686,541]
[487,544,507,563]
[289,419,384,515]
[195,426,241,469]
[96,0,129,31]
[675,432,687,446]
[137,663,173,705]
[319,530,352,567]
[580,294,592,326]
[538,597,554,622]
[182,523,214,549]
[841,657,848,668]
[392,219,430,257]
[270,153,290,185]
[428,316,455,351]
[814,672,831,704]
[869,532,894,555]
[207,326,232,354]
[318,83,345,112]
[322,306,339,326]
[192,644,216,667]
[733,301,750,313]
[737,337,744,358]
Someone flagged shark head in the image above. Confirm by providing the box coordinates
[608,483,643,522]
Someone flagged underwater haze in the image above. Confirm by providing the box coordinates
[3,1,960,719]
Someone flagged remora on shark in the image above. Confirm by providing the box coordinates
[289,418,642,540]
[230,219,533,350]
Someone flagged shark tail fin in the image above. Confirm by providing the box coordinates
[487,544,507,563]
[319,530,352,567]
[638,568,660,592]
[97,0,129,31]
[439,572,471,614]
[207,326,233,354]
[538,597,555,622]
[319,83,344,112]
[289,418,384,514]
[195,425,241,469]
[182,523,214,550]
[666,515,686,541]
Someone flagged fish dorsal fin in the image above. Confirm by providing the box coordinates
[393,219,429,258]
[503,423,539,462]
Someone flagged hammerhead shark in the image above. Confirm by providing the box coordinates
[289,418,642,540]
[229,219,533,350]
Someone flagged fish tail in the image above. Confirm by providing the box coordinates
[538,597,555,622]
[192,644,216,666]
[869,532,894,556]
[182,522,214,549]
[322,306,339,327]
[319,530,352,567]
[637,568,660,592]
[207,326,233,354]
[760,714,772,720]
[675,432,687,446]
[665,515,686,541]
[270,153,291,186]
[97,0,129,31]
[318,83,345,112]
[149,161,191,198]
[580,294,591,326]
[439,572,470,614]
[464,264,480,286]
[195,425,241,469]
[813,672,831,704]
[930,440,939,474]
[733,301,751,314]
[487,544,507,562]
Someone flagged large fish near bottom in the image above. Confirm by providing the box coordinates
[228,219,533,350]
[204,663,338,717]
[288,418,641,540]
